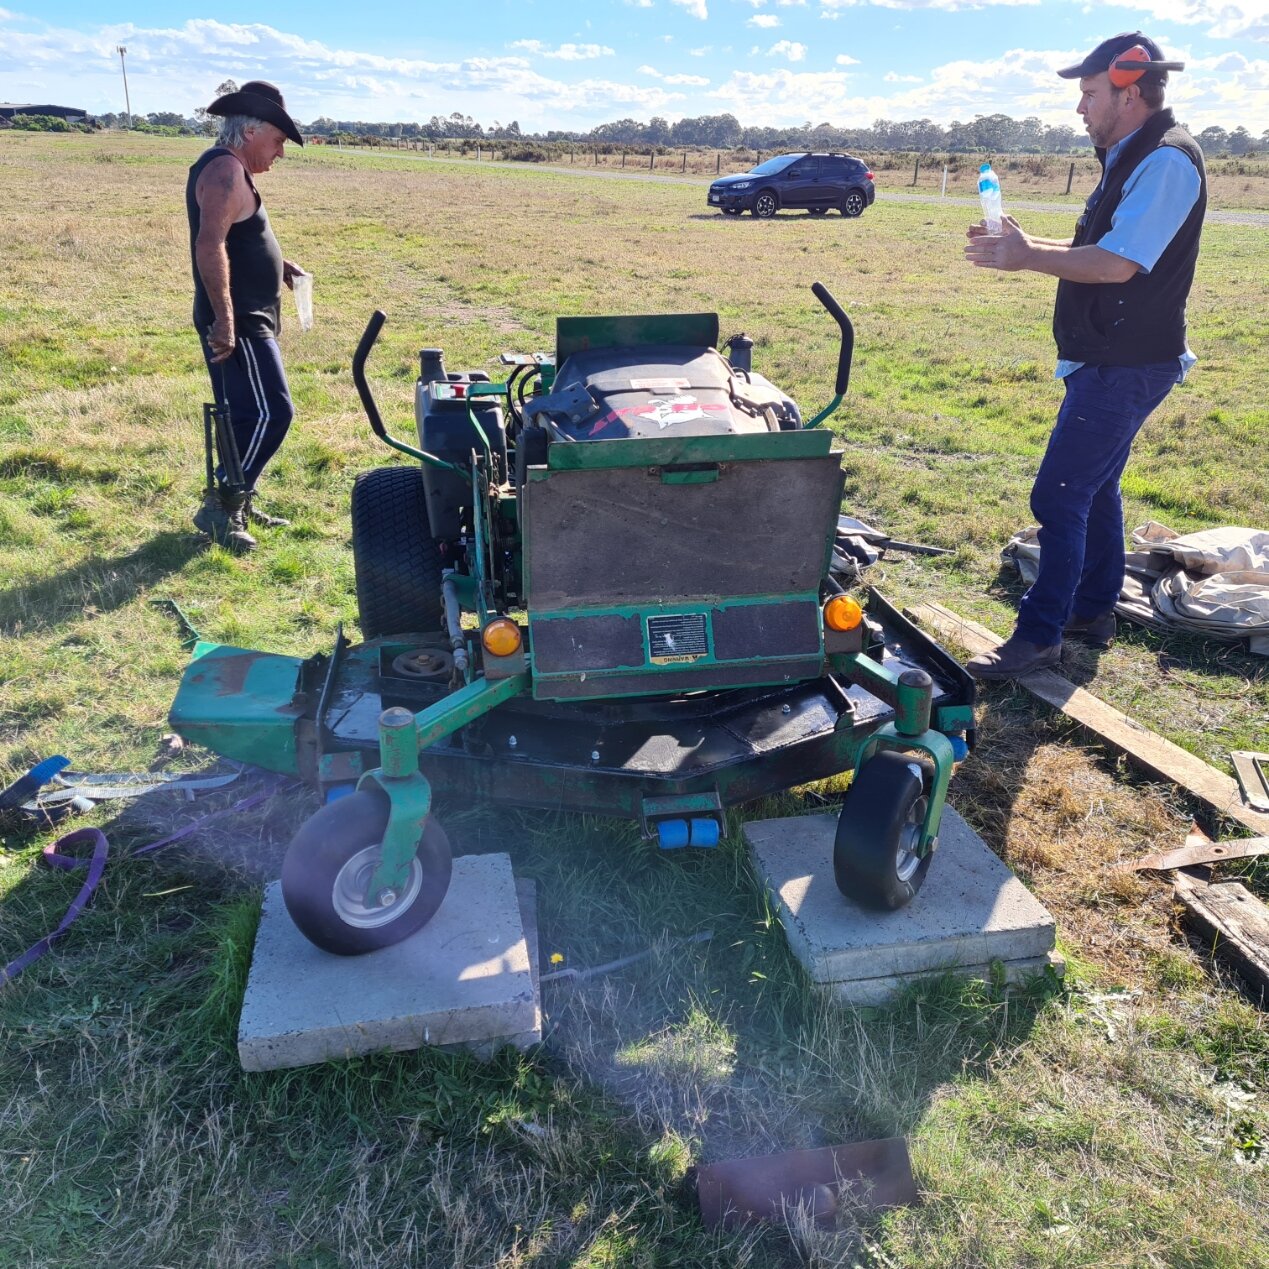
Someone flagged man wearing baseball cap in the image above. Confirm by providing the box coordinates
[186,80,306,551]
[963,34,1205,678]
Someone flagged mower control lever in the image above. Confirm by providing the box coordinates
[352,311,464,474]
[811,282,854,397]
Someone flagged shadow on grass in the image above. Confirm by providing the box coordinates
[0,531,204,635]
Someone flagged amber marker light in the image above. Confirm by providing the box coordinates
[482,618,523,657]
[824,594,863,632]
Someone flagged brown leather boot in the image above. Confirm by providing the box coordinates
[1063,610,1116,649]
[967,634,1061,681]
[193,489,256,552]
[244,489,290,528]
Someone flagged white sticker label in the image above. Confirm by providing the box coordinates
[630,377,691,392]
[635,395,705,428]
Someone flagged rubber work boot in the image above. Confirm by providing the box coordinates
[193,490,256,553]
[1063,609,1116,649]
[966,634,1061,681]
[244,489,290,529]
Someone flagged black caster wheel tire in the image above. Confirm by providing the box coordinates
[833,750,933,911]
[281,787,453,955]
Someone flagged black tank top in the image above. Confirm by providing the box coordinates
[187,146,283,339]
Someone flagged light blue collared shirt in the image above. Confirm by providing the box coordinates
[1056,126,1202,383]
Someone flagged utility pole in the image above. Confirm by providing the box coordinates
[116,45,132,128]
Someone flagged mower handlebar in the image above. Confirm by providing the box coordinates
[353,310,390,442]
[811,282,854,397]
[351,311,466,474]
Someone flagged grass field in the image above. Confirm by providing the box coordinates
[1,130,1268,1267]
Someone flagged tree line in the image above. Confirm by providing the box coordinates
[49,89,1269,157]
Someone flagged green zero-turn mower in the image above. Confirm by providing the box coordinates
[169,284,976,955]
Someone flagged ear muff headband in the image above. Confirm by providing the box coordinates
[1108,44,1185,88]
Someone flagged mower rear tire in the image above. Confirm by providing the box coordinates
[752,190,778,219]
[281,787,453,955]
[833,750,933,911]
[352,466,443,639]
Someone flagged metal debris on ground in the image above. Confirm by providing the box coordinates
[539,929,713,984]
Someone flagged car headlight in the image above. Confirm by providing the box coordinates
[731,181,752,190]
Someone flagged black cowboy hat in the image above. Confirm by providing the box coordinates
[1057,32,1185,84]
[206,80,304,146]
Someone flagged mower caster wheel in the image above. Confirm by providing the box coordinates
[833,750,933,911]
[281,788,452,955]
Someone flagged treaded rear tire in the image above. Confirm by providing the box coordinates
[352,466,443,638]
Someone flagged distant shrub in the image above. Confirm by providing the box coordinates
[503,144,550,162]
[10,114,73,133]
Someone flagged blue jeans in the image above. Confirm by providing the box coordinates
[1015,362,1178,647]
[200,334,295,490]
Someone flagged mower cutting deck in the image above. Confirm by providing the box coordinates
[171,284,974,954]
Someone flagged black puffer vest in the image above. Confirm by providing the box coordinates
[1053,109,1205,365]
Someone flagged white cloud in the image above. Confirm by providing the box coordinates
[508,40,614,61]
[1105,1,1269,42]
[884,71,922,82]
[0,13,683,126]
[769,40,807,61]
[749,14,782,27]
[624,0,654,6]
[688,45,712,56]
[834,53,861,65]
[639,64,711,84]
[669,0,709,17]
[819,0,1038,10]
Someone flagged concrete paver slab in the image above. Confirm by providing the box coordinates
[239,853,538,1071]
[745,808,1058,994]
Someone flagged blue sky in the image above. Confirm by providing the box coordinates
[3,2,1266,133]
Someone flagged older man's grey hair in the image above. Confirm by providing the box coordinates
[216,114,266,148]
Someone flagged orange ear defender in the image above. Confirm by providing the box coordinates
[1109,44,1186,88]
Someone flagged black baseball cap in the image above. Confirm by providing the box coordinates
[1057,32,1184,82]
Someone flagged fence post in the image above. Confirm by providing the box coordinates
[1065,161,1075,195]
[649,151,654,170]
[941,165,948,197]
[622,151,626,168]
[681,150,686,172]
[716,152,721,174]
[912,157,920,186]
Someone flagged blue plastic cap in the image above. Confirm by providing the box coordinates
[950,735,970,762]
[324,783,356,803]
[689,818,721,848]
[657,818,690,849]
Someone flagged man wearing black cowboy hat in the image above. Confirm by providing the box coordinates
[963,33,1205,679]
[187,80,306,551]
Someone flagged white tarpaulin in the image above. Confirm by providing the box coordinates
[1001,522,1269,656]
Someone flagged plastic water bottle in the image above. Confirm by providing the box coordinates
[978,163,1002,233]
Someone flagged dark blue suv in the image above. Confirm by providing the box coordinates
[708,152,876,219]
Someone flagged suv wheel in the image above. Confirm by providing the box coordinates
[841,189,867,218]
[752,190,778,219]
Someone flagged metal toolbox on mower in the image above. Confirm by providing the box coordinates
[171,284,974,954]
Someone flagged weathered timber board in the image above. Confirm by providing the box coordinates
[906,601,1269,838]
[1174,874,1269,1002]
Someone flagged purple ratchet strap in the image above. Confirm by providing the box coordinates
[1,828,109,986]
[2,775,288,986]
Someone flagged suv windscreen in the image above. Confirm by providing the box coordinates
[749,154,801,177]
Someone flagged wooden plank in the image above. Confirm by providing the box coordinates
[906,601,1269,838]
[1174,875,1269,1002]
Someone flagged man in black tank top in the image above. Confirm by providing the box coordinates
[187,81,305,551]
